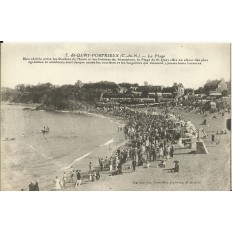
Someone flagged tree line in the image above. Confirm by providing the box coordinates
[1,81,139,110]
[1,79,229,110]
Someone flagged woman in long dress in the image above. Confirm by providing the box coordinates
[54,176,61,191]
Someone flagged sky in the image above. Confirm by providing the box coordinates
[1,43,230,89]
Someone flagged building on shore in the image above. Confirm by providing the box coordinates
[204,78,228,95]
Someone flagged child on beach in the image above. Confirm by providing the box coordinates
[171,161,180,172]
[96,171,100,180]
[157,160,166,168]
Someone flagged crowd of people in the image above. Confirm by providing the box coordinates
[48,106,198,190]
[26,103,229,191]
[123,110,182,165]
[50,166,102,190]
[28,180,39,191]
[91,106,188,176]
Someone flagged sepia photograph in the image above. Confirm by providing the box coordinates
[1,43,231,191]
[1,1,232,232]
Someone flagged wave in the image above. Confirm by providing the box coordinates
[61,152,91,170]
[58,110,70,113]
[61,138,114,171]
[100,138,114,147]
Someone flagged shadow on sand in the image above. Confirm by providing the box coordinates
[173,150,196,156]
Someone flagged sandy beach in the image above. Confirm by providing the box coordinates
[54,108,230,191]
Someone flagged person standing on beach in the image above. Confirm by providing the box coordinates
[132,159,136,172]
[100,158,104,170]
[89,172,92,181]
[69,169,74,183]
[75,170,82,187]
[211,133,215,143]
[54,176,61,191]
[89,162,92,173]
[59,179,64,190]
[63,172,67,188]
[29,181,35,191]
[170,146,174,158]
[92,171,96,182]
[118,162,123,174]
[166,145,170,159]
[109,159,113,172]
[34,180,39,191]
[69,166,73,182]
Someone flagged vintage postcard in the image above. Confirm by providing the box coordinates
[0,43,231,191]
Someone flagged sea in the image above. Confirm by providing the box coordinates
[1,104,125,190]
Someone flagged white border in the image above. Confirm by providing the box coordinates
[0,1,232,232]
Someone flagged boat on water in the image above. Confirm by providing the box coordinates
[41,126,50,133]
[3,137,16,141]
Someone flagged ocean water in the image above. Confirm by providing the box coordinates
[1,104,124,190]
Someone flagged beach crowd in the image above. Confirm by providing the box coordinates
[27,104,229,191]
[50,106,187,190]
